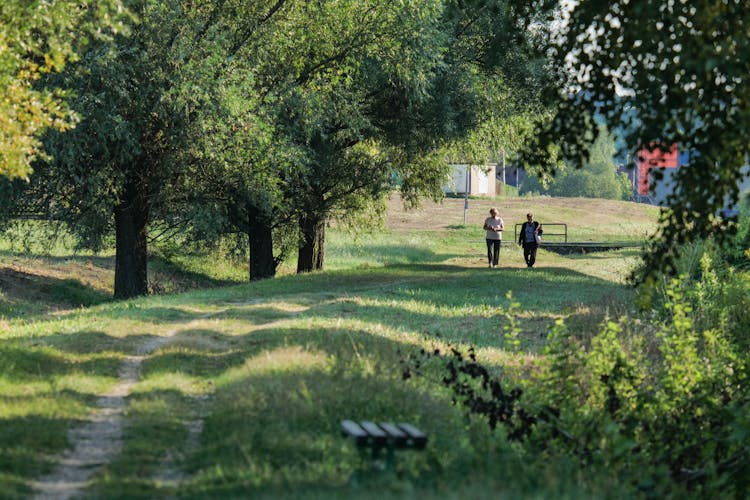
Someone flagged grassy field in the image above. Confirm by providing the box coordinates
[0,196,658,498]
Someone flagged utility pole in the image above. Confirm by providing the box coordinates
[463,165,469,224]
[501,149,506,185]
[633,153,640,203]
[627,153,634,193]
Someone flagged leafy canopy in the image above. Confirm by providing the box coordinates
[523,128,632,200]
[0,0,130,180]
[523,0,750,278]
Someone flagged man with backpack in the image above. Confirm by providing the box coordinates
[518,213,542,268]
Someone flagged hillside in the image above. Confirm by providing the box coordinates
[0,196,690,498]
[0,196,657,322]
[385,194,658,240]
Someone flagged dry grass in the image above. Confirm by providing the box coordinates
[0,195,657,319]
[385,194,658,236]
[0,195,658,498]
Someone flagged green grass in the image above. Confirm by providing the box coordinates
[0,197,658,497]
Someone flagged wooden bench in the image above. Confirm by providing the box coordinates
[341,420,427,471]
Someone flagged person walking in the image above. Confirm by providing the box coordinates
[518,212,542,268]
[483,208,504,268]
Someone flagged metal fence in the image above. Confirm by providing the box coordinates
[514,223,567,243]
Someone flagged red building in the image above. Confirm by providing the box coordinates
[636,143,679,196]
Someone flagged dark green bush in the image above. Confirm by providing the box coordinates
[406,272,750,497]
[529,282,749,496]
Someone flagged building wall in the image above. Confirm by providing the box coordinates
[444,164,497,196]
[639,151,749,210]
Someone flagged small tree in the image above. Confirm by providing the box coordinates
[523,128,632,200]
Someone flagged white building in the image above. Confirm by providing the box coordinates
[444,164,498,196]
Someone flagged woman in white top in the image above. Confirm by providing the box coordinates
[483,207,504,268]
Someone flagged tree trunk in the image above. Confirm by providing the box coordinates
[297,216,325,273]
[114,179,149,299]
[248,214,276,280]
[226,196,277,281]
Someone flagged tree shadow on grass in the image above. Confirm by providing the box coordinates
[128,263,632,361]
[0,338,127,381]
[140,340,257,379]
[201,304,307,325]
[332,244,477,270]
[38,331,164,356]
[0,414,85,497]
[15,304,218,334]
[98,306,213,324]
[0,250,114,267]
[147,255,242,294]
[0,252,242,321]
[275,264,631,343]
[0,267,111,317]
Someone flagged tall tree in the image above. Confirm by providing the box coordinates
[522,0,750,278]
[22,0,290,298]
[259,0,451,273]
[266,0,552,272]
[182,0,517,275]
[175,77,292,281]
[166,3,300,281]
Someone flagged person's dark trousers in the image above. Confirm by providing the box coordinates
[486,239,500,266]
[523,242,538,267]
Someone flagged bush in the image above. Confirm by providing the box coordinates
[520,127,632,200]
[404,276,750,497]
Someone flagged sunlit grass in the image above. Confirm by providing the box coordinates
[1,255,639,497]
[0,196,658,497]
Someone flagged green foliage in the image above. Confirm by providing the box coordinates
[523,128,631,200]
[637,208,750,347]
[522,0,750,280]
[9,0,194,257]
[440,1,556,180]
[0,0,131,179]
[269,0,511,270]
[405,260,750,496]
[727,194,750,268]
[43,279,110,308]
[498,183,519,197]
[535,273,750,494]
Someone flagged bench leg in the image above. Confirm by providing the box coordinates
[385,445,395,472]
[368,445,397,472]
[370,445,396,472]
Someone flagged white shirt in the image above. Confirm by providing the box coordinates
[484,216,504,240]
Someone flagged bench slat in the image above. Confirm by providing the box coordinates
[378,422,408,447]
[359,421,388,446]
[341,420,369,446]
[342,419,427,450]
[397,423,428,449]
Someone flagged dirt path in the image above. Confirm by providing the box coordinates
[31,332,178,500]
[150,393,210,490]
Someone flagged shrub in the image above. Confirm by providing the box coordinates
[404,277,750,497]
